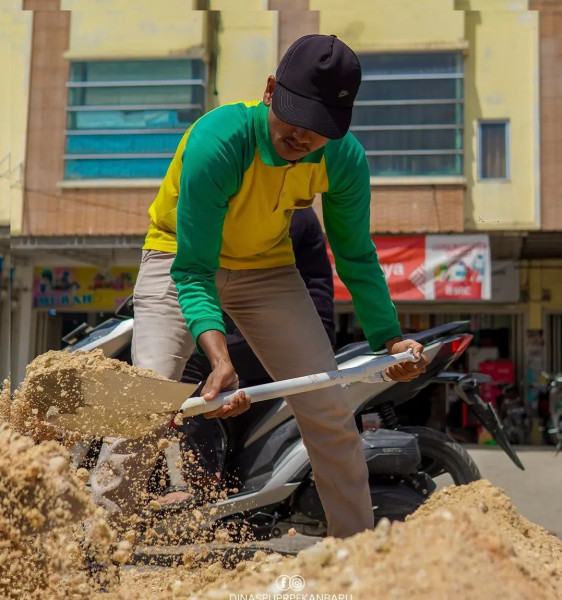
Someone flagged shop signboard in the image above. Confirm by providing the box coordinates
[425,234,490,301]
[33,266,138,311]
[328,234,491,302]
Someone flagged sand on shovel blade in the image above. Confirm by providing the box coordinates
[10,349,197,439]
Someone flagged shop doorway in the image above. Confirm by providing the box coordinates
[33,310,112,356]
[546,312,562,373]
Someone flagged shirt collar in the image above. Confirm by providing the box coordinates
[254,102,325,167]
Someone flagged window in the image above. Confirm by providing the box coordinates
[64,59,205,180]
[479,121,509,180]
[351,52,464,177]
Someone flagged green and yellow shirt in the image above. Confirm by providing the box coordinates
[144,100,401,351]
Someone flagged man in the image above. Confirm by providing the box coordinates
[93,34,426,538]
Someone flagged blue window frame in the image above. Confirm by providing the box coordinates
[64,59,205,180]
[352,52,464,177]
[478,120,509,180]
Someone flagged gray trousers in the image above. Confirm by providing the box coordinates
[91,250,373,538]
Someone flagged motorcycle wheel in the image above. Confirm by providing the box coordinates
[400,426,481,485]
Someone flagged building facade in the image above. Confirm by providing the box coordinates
[1,1,32,382]
[6,1,562,429]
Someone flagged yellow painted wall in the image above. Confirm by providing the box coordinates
[212,9,277,106]
[521,261,562,329]
[64,5,204,60]
[0,2,31,235]
[210,0,267,9]
[463,9,539,230]
[0,14,10,228]
[31,0,541,238]
[62,1,274,111]
[311,0,465,51]
[312,1,539,233]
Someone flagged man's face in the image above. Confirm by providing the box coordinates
[263,76,330,162]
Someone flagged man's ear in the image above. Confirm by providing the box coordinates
[263,75,276,106]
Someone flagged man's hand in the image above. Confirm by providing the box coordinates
[384,337,428,382]
[201,359,251,419]
[197,330,251,419]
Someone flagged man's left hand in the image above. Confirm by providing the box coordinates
[384,338,428,382]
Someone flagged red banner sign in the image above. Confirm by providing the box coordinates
[328,234,490,302]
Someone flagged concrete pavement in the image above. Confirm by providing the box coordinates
[466,444,562,538]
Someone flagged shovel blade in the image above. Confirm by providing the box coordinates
[45,369,198,439]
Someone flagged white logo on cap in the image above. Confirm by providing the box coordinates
[338,89,349,98]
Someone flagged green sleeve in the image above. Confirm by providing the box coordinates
[170,105,251,352]
[322,134,402,351]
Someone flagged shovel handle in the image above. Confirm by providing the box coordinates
[180,348,419,417]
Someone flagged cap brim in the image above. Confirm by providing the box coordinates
[272,83,352,140]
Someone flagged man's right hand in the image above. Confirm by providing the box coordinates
[197,330,251,419]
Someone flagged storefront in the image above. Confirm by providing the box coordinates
[11,236,560,437]
[9,241,142,387]
[32,262,139,354]
[329,235,514,370]
[328,234,529,438]
[0,255,11,382]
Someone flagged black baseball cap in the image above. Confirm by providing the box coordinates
[272,34,362,140]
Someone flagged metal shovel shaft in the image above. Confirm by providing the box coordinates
[181,348,418,417]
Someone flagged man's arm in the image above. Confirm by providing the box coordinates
[322,134,402,351]
[322,135,427,380]
[197,330,249,418]
[171,104,252,350]
[170,105,252,416]
[171,136,230,346]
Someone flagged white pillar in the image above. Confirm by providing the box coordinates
[11,260,33,387]
[0,265,10,382]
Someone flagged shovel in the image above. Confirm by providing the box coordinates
[181,348,419,416]
[46,349,419,439]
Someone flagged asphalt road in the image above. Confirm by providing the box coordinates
[466,444,562,538]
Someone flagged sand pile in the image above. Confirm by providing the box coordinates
[0,378,9,422]
[105,480,562,600]
[2,350,562,599]
[0,423,123,599]
[1,352,245,598]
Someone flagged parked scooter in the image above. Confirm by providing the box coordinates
[63,297,524,540]
[535,373,562,452]
[493,383,532,445]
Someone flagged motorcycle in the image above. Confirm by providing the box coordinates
[492,383,532,445]
[63,296,524,541]
[535,373,562,452]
